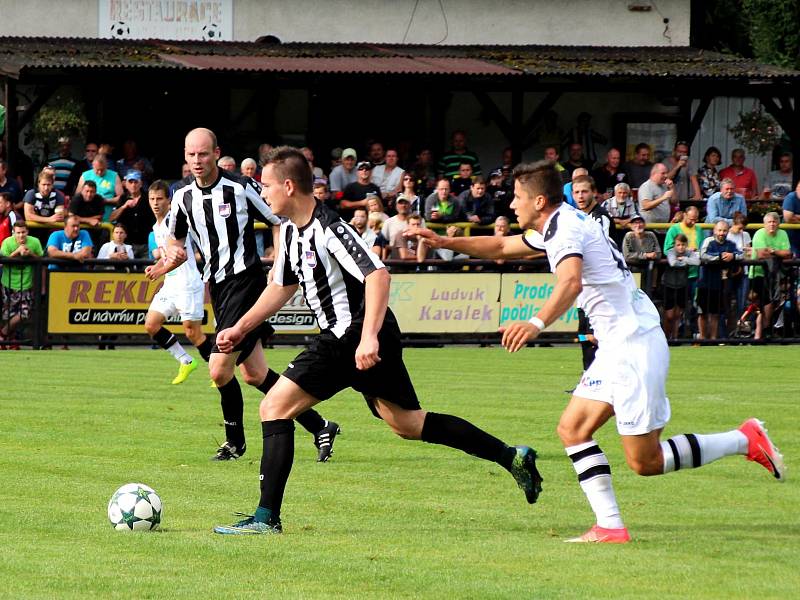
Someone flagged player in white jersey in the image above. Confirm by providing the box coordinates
[144,180,212,384]
[409,160,785,543]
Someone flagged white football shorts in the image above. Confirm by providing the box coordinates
[573,326,671,436]
[149,286,205,322]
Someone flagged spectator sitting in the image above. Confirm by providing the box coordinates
[562,167,588,208]
[591,148,628,199]
[347,207,376,251]
[748,212,792,334]
[47,136,77,198]
[763,152,793,201]
[0,158,23,212]
[450,162,475,196]
[0,192,18,244]
[109,170,155,258]
[300,147,324,179]
[719,148,758,200]
[115,139,154,183]
[623,142,653,189]
[23,170,65,225]
[726,212,753,318]
[371,148,404,208]
[340,161,382,221]
[0,221,43,348]
[697,145,723,200]
[638,163,675,224]
[218,156,237,172]
[781,180,800,256]
[492,215,512,267]
[397,173,422,214]
[329,147,358,197]
[46,214,93,270]
[68,180,106,247]
[424,179,463,224]
[662,233,700,340]
[622,214,661,271]
[459,176,494,225]
[664,140,702,203]
[97,222,135,267]
[705,178,748,225]
[422,224,469,263]
[74,154,123,221]
[395,213,425,261]
[240,158,258,180]
[438,130,481,179]
[603,182,638,232]
[697,220,742,339]
[366,194,389,225]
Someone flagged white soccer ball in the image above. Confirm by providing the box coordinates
[202,23,221,40]
[110,21,131,38]
[107,483,162,531]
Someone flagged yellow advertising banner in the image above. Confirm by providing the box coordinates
[388,273,501,333]
[47,272,215,334]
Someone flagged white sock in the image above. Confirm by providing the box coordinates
[167,342,192,365]
[660,431,747,473]
[566,441,624,529]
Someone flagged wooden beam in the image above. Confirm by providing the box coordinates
[520,91,562,150]
[685,96,712,146]
[760,96,799,138]
[473,91,513,141]
[16,85,57,131]
[510,90,523,163]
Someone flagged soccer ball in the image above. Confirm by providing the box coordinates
[202,23,221,40]
[110,21,130,38]
[107,483,162,531]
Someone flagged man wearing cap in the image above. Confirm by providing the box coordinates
[109,169,155,258]
[340,161,382,221]
[329,147,358,198]
[381,195,415,258]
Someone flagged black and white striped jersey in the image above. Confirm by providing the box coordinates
[272,200,385,338]
[169,170,280,283]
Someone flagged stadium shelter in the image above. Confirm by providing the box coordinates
[1,38,799,180]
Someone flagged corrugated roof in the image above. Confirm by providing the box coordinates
[0,37,798,81]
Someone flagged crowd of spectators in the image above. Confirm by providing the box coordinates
[0,129,799,347]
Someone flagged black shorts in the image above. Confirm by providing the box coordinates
[282,313,420,419]
[209,267,275,364]
[663,286,688,311]
[696,287,723,315]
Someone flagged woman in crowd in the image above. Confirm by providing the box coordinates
[698,146,723,199]
[397,172,422,214]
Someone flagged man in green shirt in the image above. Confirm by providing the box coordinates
[748,211,792,332]
[0,221,43,347]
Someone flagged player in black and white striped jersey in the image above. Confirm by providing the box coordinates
[212,147,541,535]
[145,128,340,463]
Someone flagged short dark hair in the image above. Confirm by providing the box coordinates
[674,233,688,244]
[112,222,128,233]
[471,176,486,186]
[512,161,563,206]
[149,179,170,196]
[703,146,722,162]
[0,191,11,203]
[13,220,28,230]
[266,146,313,195]
[572,174,596,191]
[634,142,650,153]
[83,180,97,189]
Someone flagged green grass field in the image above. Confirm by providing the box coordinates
[1,345,798,599]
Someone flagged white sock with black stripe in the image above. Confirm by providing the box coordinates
[661,432,748,473]
[566,440,624,529]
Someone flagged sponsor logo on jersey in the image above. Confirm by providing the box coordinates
[218,203,231,218]
[305,250,316,267]
[580,374,602,388]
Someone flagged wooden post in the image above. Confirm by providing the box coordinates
[3,78,18,174]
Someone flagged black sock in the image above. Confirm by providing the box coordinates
[218,377,245,448]
[255,369,281,394]
[295,409,326,434]
[421,412,513,468]
[197,336,213,362]
[258,419,295,518]
[152,326,177,349]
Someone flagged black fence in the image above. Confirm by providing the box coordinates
[1,256,799,348]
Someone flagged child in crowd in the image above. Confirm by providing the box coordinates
[737,289,763,340]
[367,212,388,258]
[396,213,424,261]
[662,233,700,339]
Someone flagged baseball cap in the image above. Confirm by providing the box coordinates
[313,177,328,187]
[57,136,70,144]
[124,169,142,181]
[629,213,645,223]
[330,147,343,160]
[396,196,411,204]
[357,161,373,171]
[342,148,357,160]
[490,168,503,178]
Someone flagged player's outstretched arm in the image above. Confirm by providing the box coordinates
[356,268,390,370]
[405,227,539,259]
[217,281,299,354]
[500,256,583,352]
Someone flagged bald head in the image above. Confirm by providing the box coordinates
[185,127,218,149]
[185,128,220,186]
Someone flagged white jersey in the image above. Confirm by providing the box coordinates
[522,203,661,344]
[152,216,203,294]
